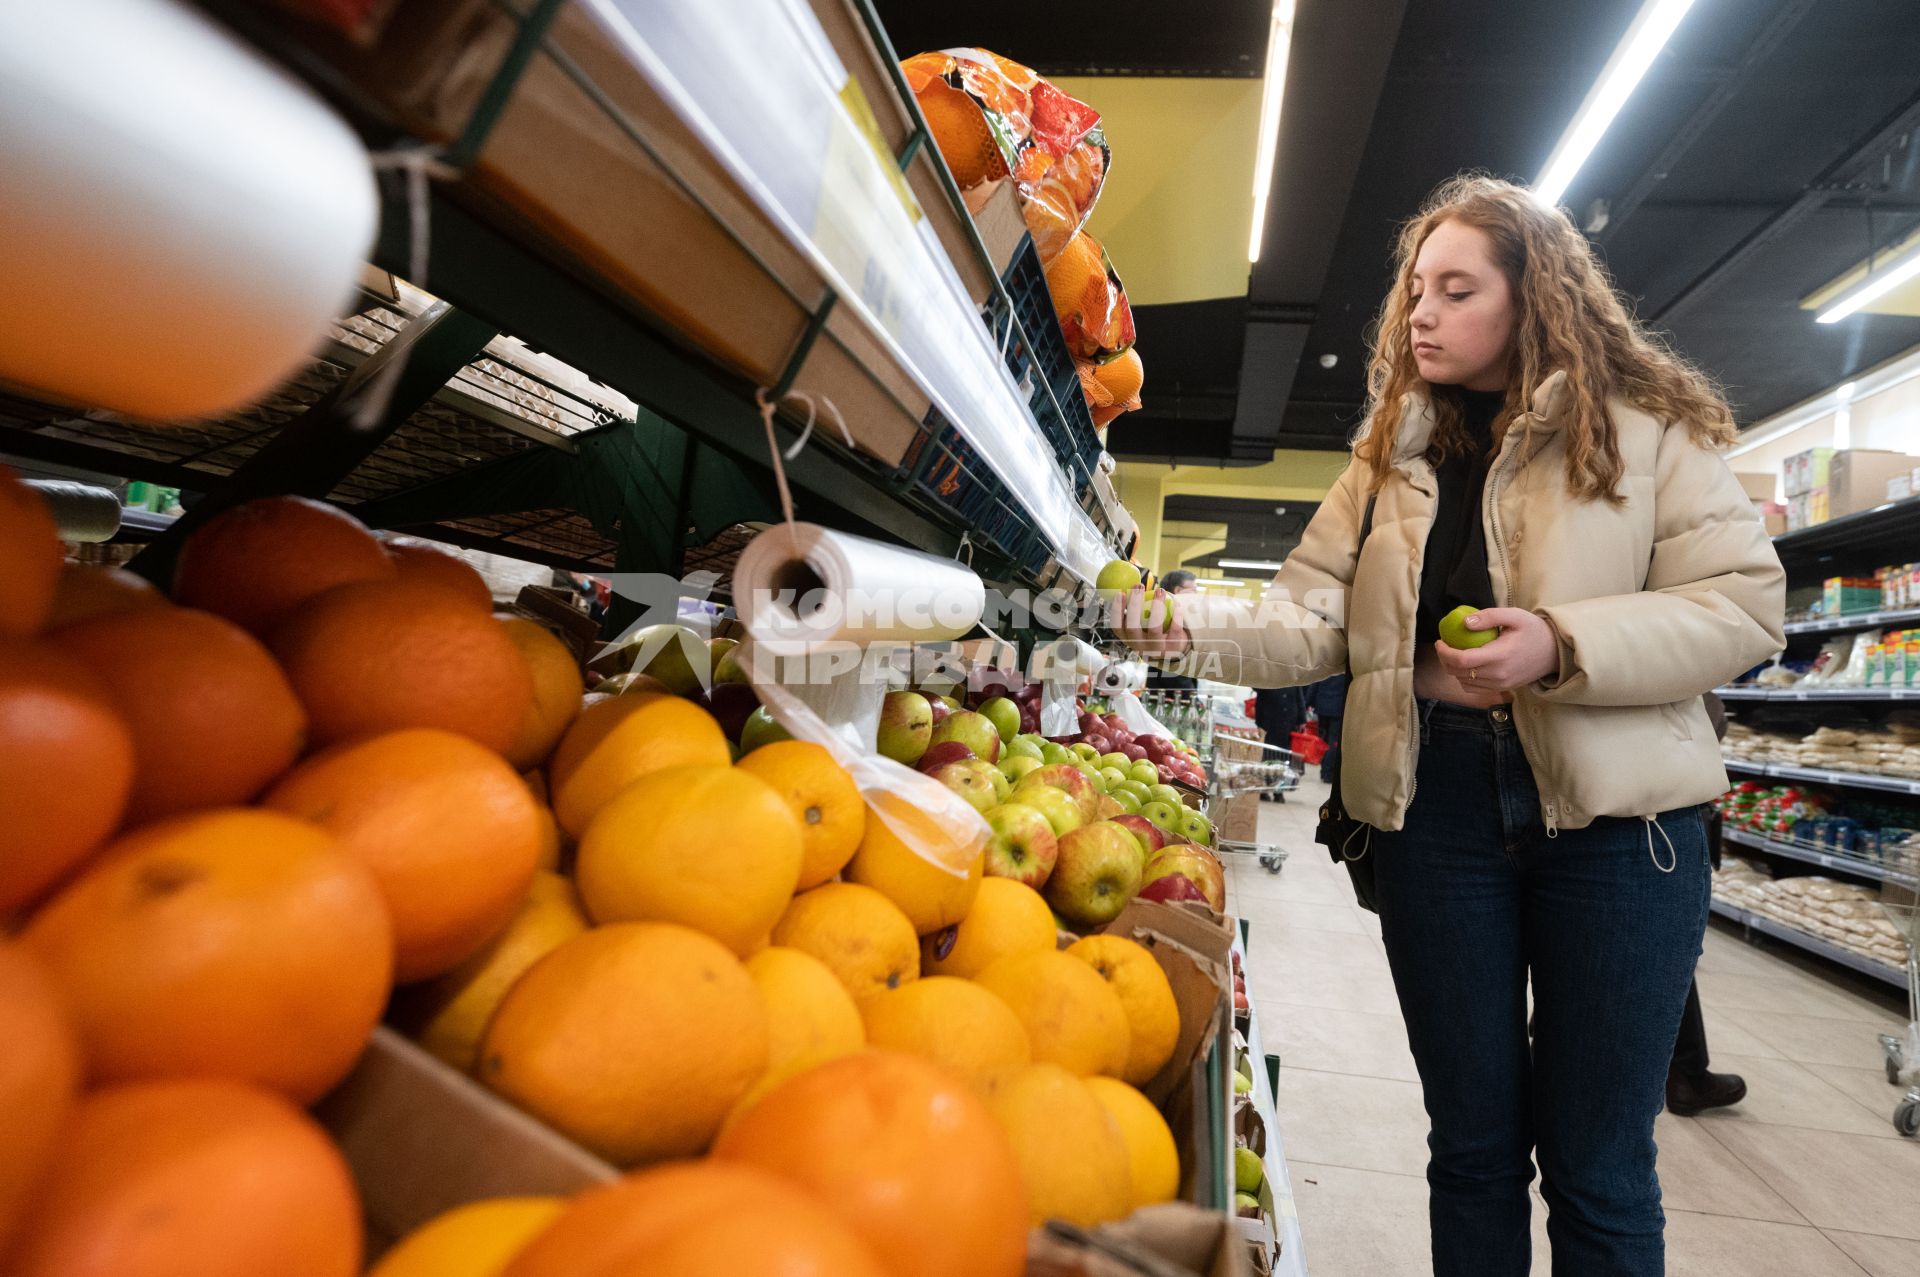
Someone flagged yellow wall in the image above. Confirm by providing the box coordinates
[1049,77,1261,307]
[1116,450,1352,578]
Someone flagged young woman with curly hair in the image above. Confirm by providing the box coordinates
[1114,174,1784,1275]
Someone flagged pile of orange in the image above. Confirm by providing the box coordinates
[4,470,1191,1272]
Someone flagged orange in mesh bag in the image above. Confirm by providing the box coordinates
[1048,231,1138,362]
[901,49,1110,263]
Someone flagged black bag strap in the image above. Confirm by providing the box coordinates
[1359,491,1378,551]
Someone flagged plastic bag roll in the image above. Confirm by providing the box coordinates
[733,523,986,655]
[0,0,377,420]
[22,481,122,543]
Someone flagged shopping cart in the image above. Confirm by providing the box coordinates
[1208,725,1302,876]
[1876,901,1920,1137]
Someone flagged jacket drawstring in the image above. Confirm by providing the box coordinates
[1341,824,1372,863]
[1644,815,1676,873]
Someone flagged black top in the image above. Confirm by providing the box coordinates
[1414,389,1504,647]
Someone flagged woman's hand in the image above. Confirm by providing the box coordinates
[1430,607,1560,691]
[1107,587,1191,661]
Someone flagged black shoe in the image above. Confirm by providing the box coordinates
[1666,1068,1746,1116]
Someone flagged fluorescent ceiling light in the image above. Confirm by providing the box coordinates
[1816,241,1920,323]
[1217,558,1287,572]
[1532,0,1696,208]
[1246,0,1298,263]
[1194,578,1247,589]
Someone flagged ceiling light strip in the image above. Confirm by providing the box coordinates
[1532,0,1697,208]
[1816,238,1920,323]
[1247,0,1298,263]
[1217,558,1288,572]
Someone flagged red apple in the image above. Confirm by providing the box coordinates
[1233,988,1249,1011]
[877,690,933,765]
[1045,821,1146,927]
[1110,813,1167,858]
[1120,743,1147,762]
[704,681,761,743]
[1138,874,1210,906]
[930,709,1002,764]
[1143,844,1227,912]
[928,698,951,728]
[915,741,977,775]
[982,803,1059,888]
[1083,734,1111,756]
[1013,764,1097,820]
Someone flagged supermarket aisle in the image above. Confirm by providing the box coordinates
[1227,786,1920,1276]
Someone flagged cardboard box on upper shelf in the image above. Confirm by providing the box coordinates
[1828,450,1920,518]
[1733,471,1778,503]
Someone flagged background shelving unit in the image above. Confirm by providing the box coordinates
[1716,496,1920,983]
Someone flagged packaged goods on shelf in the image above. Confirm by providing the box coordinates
[1823,576,1883,617]
[1784,447,1835,497]
[1711,861,1908,969]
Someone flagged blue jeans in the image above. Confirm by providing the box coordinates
[1371,700,1710,1277]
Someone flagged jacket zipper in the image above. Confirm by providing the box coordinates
[1396,466,1435,823]
[1483,425,1559,836]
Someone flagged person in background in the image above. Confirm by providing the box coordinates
[1305,672,1349,784]
[1144,570,1200,691]
[1669,691,1746,1114]
[1252,685,1308,801]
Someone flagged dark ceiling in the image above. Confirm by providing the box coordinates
[874,0,1920,463]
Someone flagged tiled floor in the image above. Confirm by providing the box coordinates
[1228,780,1920,1276]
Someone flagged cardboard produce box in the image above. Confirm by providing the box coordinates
[1026,1204,1255,1277]
[1828,450,1920,517]
[1733,470,1778,503]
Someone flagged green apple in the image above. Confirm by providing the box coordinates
[739,706,793,754]
[982,803,1059,888]
[1016,785,1084,838]
[1082,766,1110,794]
[710,638,749,685]
[1015,765,1097,820]
[1109,788,1142,815]
[1234,1146,1264,1193]
[931,760,997,814]
[1003,736,1043,762]
[1041,743,1077,767]
[1098,766,1129,793]
[1234,1191,1260,1216]
[1438,603,1498,650]
[977,761,1013,804]
[1178,807,1214,847]
[978,696,1021,746]
[1095,559,1142,596]
[1069,742,1100,763]
[1146,784,1183,808]
[1141,800,1184,837]
[1233,1072,1253,1097]
[1127,760,1160,786]
[877,690,933,765]
[1098,752,1131,772]
[1044,821,1145,926]
[1000,755,1045,784]
[1113,779,1151,805]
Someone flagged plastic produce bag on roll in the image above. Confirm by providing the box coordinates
[733,523,990,878]
[1031,636,1101,737]
[0,0,376,420]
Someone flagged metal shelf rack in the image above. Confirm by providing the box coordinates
[1721,827,1918,888]
[1708,897,1904,989]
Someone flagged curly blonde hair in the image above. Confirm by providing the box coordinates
[1354,173,1735,502]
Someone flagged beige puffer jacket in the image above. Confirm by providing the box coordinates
[1178,371,1786,833]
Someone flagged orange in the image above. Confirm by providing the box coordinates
[0,637,135,914]
[844,794,984,934]
[574,764,801,956]
[7,1078,361,1277]
[744,946,865,1087]
[42,563,167,629]
[769,882,919,1001]
[1045,232,1104,325]
[391,872,588,1074]
[0,466,61,637]
[1092,347,1144,410]
[916,78,1004,188]
[269,578,533,754]
[385,536,493,611]
[369,1196,565,1277]
[53,607,306,822]
[530,802,562,873]
[500,1161,889,1277]
[262,729,545,982]
[22,809,392,1102]
[982,1063,1132,1226]
[974,949,1131,1078]
[500,618,583,771]
[545,693,730,839]
[713,1051,1028,1277]
[0,942,81,1256]
[1066,934,1181,1086]
[858,976,1030,1086]
[1084,1077,1180,1209]
[172,494,394,637]
[478,923,767,1165]
[922,876,1057,979]
[734,740,865,889]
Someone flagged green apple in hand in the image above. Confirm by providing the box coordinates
[1438,603,1499,650]
[1095,559,1143,596]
